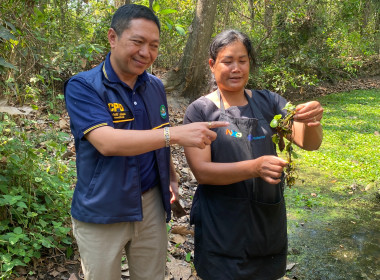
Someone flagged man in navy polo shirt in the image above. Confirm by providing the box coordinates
[64,4,227,280]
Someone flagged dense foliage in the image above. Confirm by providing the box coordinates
[1,0,379,103]
[0,0,378,278]
[0,114,76,277]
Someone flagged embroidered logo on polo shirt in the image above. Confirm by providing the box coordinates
[160,105,167,119]
[108,103,134,123]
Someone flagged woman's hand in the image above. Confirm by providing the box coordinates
[169,181,179,203]
[253,156,288,184]
[293,101,323,127]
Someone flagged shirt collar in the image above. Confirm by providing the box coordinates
[103,52,149,90]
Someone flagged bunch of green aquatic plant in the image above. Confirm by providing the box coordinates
[270,102,298,188]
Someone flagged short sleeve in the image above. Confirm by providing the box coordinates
[271,91,288,116]
[183,99,207,124]
[64,77,113,140]
[251,90,288,123]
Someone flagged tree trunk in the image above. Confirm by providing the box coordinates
[149,0,154,10]
[248,0,255,30]
[162,0,218,100]
[223,0,231,29]
[374,0,380,54]
[114,0,131,7]
[361,0,371,35]
[264,0,274,35]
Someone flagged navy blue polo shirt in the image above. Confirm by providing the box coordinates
[102,53,159,192]
[70,53,159,193]
[65,52,172,223]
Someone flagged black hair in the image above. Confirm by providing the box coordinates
[111,4,161,36]
[209,29,256,69]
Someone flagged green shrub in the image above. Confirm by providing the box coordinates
[0,114,75,278]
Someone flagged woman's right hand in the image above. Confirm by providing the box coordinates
[253,156,288,184]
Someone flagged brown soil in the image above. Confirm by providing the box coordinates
[283,75,380,102]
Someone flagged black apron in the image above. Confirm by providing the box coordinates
[190,90,287,280]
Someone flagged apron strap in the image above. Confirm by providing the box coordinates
[217,88,266,122]
[247,90,266,121]
[217,89,226,113]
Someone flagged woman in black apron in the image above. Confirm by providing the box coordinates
[184,30,323,280]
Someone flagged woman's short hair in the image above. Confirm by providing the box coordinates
[209,29,256,69]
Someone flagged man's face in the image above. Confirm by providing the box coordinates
[108,18,160,85]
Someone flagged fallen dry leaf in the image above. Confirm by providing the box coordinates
[171,226,194,236]
[286,262,297,271]
[166,254,192,280]
[171,233,187,245]
[171,200,187,218]
[69,273,78,280]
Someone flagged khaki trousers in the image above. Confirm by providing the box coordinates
[72,186,167,280]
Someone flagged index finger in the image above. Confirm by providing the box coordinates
[274,157,288,166]
[207,121,229,129]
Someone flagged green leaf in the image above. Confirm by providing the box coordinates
[283,102,296,111]
[66,247,73,259]
[27,212,38,218]
[39,219,48,228]
[14,227,22,234]
[160,9,177,15]
[4,21,16,32]
[185,252,191,262]
[33,251,41,258]
[48,114,60,121]
[174,26,186,36]
[165,22,173,30]
[16,201,28,209]
[1,253,12,262]
[9,235,20,245]
[165,18,174,26]
[0,57,18,70]
[270,119,278,128]
[11,258,26,267]
[2,195,22,205]
[272,134,279,144]
[152,1,160,13]
[40,238,53,248]
[0,26,16,41]
[33,7,43,17]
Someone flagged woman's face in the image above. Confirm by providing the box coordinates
[209,40,250,94]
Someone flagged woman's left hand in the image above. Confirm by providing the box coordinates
[169,181,179,203]
[293,101,323,127]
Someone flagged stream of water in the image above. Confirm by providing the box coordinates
[286,202,379,279]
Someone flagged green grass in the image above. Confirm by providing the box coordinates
[294,88,379,188]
